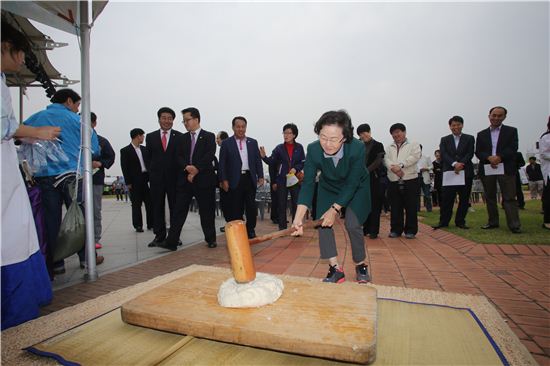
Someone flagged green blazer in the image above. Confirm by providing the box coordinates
[298,138,371,223]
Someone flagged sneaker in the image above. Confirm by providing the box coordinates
[95,242,102,249]
[323,265,345,283]
[388,232,401,238]
[404,233,416,239]
[355,263,371,283]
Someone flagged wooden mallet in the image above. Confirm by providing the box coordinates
[224,219,322,284]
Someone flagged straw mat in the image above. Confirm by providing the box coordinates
[1,265,536,366]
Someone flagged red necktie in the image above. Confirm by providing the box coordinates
[239,139,243,151]
[161,131,167,151]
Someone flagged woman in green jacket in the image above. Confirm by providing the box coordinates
[292,110,371,283]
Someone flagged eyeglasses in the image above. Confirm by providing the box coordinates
[319,135,344,144]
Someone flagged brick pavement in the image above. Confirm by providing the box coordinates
[41,217,550,365]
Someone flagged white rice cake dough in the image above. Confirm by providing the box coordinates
[218,272,284,308]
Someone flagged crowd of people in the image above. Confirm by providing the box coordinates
[2,18,550,330]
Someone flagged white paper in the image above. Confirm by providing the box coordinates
[443,170,465,186]
[484,163,504,176]
[286,173,299,187]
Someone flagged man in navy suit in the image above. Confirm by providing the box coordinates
[145,107,183,246]
[433,116,475,230]
[475,106,521,233]
[219,116,264,238]
[120,128,153,233]
[158,108,218,251]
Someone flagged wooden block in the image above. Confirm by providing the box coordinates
[121,266,377,364]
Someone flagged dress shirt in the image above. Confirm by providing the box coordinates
[323,144,344,167]
[236,136,249,171]
[133,142,147,172]
[160,128,172,146]
[490,126,501,156]
[452,133,462,166]
[190,127,201,159]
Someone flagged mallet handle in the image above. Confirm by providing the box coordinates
[249,220,323,245]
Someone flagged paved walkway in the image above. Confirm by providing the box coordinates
[41,200,549,365]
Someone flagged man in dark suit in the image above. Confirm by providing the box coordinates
[475,106,521,233]
[120,128,153,233]
[357,123,385,239]
[215,131,230,232]
[145,107,183,246]
[433,116,475,229]
[219,116,264,239]
[158,108,218,251]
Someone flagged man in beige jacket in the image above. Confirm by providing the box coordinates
[384,123,422,238]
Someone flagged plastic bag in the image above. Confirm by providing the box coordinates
[53,181,85,262]
[17,139,69,173]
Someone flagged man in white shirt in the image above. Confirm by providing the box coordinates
[417,145,432,212]
[120,128,153,233]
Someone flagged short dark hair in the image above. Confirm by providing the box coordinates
[389,123,406,134]
[130,128,145,139]
[529,156,536,161]
[314,110,354,143]
[448,115,464,125]
[435,149,440,154]
[356,123,371,135]
[218,131,229,140]
[91,112,97,123]
[489,106,507,116]
[1,20,31,54]
[50,89,81,104]
[283,123,299,139]
[232,116,247,126]
[181,107,200,122]
[157,107,175,119]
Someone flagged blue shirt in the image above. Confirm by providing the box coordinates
[23,103,99,177]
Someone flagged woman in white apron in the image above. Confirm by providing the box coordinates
[1,21,60,330]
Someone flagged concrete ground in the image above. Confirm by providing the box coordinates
[42,199,549,365]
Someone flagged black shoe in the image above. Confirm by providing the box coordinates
[388,232,401,238]
[456,224,469,229]
[481,224,499,229]
[432,224,448,230]
[220,227,225,232]
[368,234,378,239]
[157,241,178,251]
[147,227,153,231]
[207,242,217,248]
[271,220,279,225]
[511,228,522,234]
[136,227,144,233]
[147,237,164,247]
[248,232,257,239]
[178,240,183,247]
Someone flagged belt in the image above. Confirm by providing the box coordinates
[241,170,250,174]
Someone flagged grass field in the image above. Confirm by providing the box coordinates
[418,199,549,245]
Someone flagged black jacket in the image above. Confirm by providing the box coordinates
[475,125,518,176]
[92,134,115,185]
[439,133,475,179]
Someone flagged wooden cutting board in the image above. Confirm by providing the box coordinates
[121,265,377,364]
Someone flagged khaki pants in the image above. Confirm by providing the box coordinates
[528,180,544,199]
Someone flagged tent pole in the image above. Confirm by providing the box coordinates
[80,1,97,282]
[19,86,23,123]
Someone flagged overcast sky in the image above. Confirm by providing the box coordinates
[11,1,549,176]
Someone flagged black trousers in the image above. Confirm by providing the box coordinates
[439,177,473,226]
[389,178,419,235]
[150,178,176,240]
[129,173,153,230]
[276,184,300,230]
[543,182,550,224]
[481,174,520,230]
[515,172,525,208]
[227,172,257,235]
[167,182,216,245]
[270,185,279,223]
[363,177,382,236]
[219,188,230,222]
